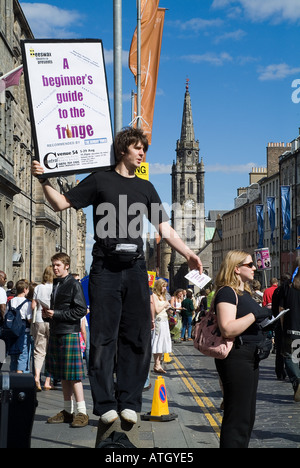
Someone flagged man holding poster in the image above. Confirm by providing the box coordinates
[32,127,202,426]
[21,40,115,176]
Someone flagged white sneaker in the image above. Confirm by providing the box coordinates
[120,409,137,424]
[100,409,118,424]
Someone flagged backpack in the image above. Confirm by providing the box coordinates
[0,299,27,341]
[193,288,237,360]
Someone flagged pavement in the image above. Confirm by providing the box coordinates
[2,341,300,450]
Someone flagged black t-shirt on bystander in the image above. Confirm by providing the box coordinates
[214,286,264,344]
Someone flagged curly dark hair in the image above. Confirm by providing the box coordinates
[114,127,149,162]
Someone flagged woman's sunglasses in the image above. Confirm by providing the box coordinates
[240,262,255,269]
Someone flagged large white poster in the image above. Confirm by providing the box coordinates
[21,39,115,177]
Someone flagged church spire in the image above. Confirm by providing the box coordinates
[180,78,195,143]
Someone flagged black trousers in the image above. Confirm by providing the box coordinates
[215,342,259,448]
[88,256,151,416]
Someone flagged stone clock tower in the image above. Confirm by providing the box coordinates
[169,81,205,291]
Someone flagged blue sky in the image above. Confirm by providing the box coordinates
[20,0,300,270]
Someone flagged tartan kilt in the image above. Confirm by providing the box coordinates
[45,333,85,381]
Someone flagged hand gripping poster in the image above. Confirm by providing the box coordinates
[21,39,115,177]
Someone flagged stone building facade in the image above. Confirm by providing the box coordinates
[279,135,300,274]
[0,0,86,284]
[211,140,295,285]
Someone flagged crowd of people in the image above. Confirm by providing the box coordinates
[0,256,90,429]
[1,126,299,449]
[150,253,300,448]
[1,251,300,447]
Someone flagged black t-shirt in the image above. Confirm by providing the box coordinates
[279,284,300,335]
[214,286,263,343]
[65,168,169,256]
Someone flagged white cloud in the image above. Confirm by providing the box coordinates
[258,63,300,81]
[20,2,83,38]
[181,52,233,67]
[214,29,247,44]
[212,0,300,23]
[168,17,223,33]
[149,163,172,175]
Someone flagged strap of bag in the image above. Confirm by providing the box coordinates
[15,299,29,311]
[211,286,238,313]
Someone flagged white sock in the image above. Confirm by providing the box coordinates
[76,401,87,415]
[64,400,74,414]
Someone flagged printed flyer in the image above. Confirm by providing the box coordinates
[21,39,115,177]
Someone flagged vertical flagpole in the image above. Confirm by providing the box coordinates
[137,0,141,128]
[113,0,123,134]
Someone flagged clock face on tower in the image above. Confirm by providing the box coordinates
[184,199,195,209]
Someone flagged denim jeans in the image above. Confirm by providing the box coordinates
[10,332,32,373]
[88,256,151,416]
[181,315,193,339]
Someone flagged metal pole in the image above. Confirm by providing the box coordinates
[113,0,123,134]
[137,0,141,128]
[131,89,135,123]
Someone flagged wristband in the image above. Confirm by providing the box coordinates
[38,178,48,186]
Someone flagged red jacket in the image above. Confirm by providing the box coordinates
[262,284,278,308]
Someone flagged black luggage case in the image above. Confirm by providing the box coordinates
[0,372,37,448]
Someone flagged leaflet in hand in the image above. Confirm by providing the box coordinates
[39,299,50,310]
[185,270,211,289]
[260,308,290,328]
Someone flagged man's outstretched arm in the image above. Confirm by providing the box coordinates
[32,160,72,212]
[158,221,203,274]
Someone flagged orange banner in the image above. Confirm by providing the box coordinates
[129,1,165,145]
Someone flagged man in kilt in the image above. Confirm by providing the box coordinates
[42,253,89,428]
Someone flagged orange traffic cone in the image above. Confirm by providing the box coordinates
[141,376,177,422]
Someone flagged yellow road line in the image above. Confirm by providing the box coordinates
[171,354,222,437]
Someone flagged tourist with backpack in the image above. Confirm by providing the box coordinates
[7,279,32,373]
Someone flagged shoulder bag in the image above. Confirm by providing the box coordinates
[193,287,238,360]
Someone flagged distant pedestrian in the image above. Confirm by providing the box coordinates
[214,250,272,448]
[170,289,184,342]
[251,280,263,304]
[262,278,278,308]
[279,269,300,402]
[9,280,32,373]
[44,253,89,428]
[0,270,7,321]
[32,265,54,391]
[6,281,14,300]
[0,270,7,370]
[181,290,194,341]
[272,273,291,381]
[151,279,172,374]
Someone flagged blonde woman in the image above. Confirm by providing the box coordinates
[32,266,53,391]
[151,279,172,374]
[214,250,272,448]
